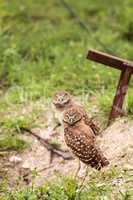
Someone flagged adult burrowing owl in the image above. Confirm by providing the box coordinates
[53,91,100,135]
[63,108,109,170]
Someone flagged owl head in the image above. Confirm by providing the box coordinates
[53,91,71,108]
[63,108,82,125]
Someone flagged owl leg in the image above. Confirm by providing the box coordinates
[79,166,89,191]
[78,162,87,178]
[74,159,81,179]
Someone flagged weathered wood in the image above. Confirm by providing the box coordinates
[86,49,133,125]
[87,49,133,72]
[108,67,132,125]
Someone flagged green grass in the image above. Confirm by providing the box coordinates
[0,0,133,99]
[0,106,40,151]
[0,0,133,108]
[1,167,133,200]
[0,135,28,151]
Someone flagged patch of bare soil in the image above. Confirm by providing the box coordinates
[98,118,133,169]
[1,111,133,187]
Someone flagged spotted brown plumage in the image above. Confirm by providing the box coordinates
[63,108,109,170]
[53,91,100,135]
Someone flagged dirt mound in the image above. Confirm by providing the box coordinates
[98,119,133,169]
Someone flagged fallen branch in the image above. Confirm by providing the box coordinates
[37,164,54,173]
[20,127,73,161]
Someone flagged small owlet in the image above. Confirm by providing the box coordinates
[63,108,109,170]
[53,91,100,135]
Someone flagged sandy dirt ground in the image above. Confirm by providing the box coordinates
[1,112,133,187]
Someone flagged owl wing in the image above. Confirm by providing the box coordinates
[64,126,94,158]
[83,113,101,136]
[64,127,109,170]
[75,105,100,136]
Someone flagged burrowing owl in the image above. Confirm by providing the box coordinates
[53,91,100,135]
[63,108,109,170]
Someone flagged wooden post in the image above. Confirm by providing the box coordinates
[108,67,132,125]
[86,49,133,125]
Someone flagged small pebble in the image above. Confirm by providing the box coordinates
[9,156,22,164]
[22,162,30,169]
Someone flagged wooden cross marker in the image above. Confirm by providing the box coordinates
[87,49,133,126]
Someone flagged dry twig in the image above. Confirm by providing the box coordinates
[20,127,73,161]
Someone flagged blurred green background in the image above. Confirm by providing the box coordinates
[0,0,133,112]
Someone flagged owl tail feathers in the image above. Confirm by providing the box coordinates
[100,156,109,168]
[91,156,109,170]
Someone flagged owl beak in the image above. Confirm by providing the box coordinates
[69,118,73,125]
